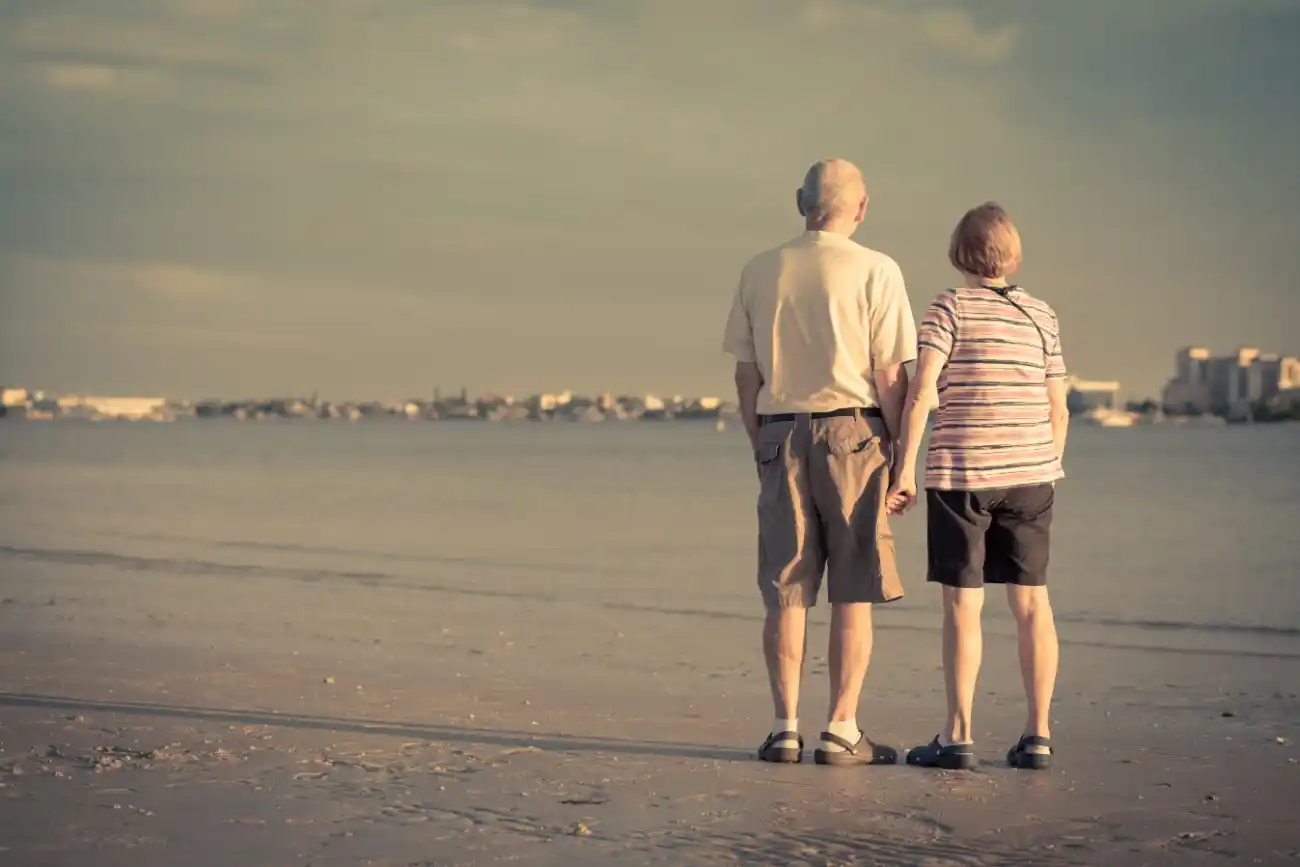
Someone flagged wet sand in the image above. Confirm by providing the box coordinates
[1,565,1298,867]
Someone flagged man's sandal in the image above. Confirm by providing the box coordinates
[814,731,899,766]
[757,731,803,764]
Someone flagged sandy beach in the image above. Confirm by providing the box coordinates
[2,566,1298,867]
[2,422,1299,865]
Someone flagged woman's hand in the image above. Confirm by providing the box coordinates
[886,465,918,515]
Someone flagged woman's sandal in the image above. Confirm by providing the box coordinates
[1007,734,1053,770]
[905,736,977,770]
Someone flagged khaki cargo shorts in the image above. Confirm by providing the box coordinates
[754,411,903,609]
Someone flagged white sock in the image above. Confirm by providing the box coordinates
[822,718,860,752]
[938,732,974,747]
[770,718,799,748]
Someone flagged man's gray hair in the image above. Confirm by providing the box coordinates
[799,158,867,218]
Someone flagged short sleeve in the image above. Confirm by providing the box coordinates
[918,291,959,360]
[721,271,756,363]
[867,260,917,368]
[1046,314,1067,379]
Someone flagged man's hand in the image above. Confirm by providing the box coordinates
[886,464,918,515]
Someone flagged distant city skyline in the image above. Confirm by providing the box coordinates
[10,342,1299,405]
[1,1,1297,400]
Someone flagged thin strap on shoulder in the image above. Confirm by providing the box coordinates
[983,284,1049,361]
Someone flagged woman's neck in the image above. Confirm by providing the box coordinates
[962,274,1011,290]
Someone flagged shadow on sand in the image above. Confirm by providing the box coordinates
[0,691,750,762]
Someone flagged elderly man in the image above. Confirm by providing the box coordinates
[722,158,916,766]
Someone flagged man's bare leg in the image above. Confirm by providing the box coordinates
[808,601,873,755]
[1006,585,1057,739]
[942,586,984,744]
[763,607,807,720]
[827,602,873,723]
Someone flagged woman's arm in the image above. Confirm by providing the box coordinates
[1046,377,1070,464]
[886,347,946,513]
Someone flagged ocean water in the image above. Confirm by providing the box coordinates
[1,419,1297,658]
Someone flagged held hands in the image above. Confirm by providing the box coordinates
[885,463,918,516]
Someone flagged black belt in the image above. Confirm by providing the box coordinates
[760,407,881,425]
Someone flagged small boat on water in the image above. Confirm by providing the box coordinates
[1081,408,1137,428]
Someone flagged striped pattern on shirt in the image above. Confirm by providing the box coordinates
[919,286,1067,491]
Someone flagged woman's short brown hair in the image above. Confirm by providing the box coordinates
[948,202,1023,279]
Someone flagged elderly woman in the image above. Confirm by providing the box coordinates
[888,202,1070,771]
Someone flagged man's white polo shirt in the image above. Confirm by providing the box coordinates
[722,230,918,415]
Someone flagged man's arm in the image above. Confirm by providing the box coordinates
[721,266,762,453]
[734,361,764,453]
[1046,378,1070,464]
[887,348,945,511]
[866,259,918,448]
[871,362,909,445]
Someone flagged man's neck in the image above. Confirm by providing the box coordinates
[804,217,858,237]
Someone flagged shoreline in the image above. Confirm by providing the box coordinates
[5,413,1300,426]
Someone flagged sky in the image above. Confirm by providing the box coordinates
[1,0,1297,401]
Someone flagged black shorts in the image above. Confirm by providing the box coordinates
[926,484,1055,589]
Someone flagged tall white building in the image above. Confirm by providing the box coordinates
[1162,346,1298,415]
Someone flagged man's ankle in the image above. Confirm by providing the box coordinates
[826,718,859,739]
[820,718,860,751]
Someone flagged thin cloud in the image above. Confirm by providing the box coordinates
[800,1,1021,63]
[0,255,241,302]
[35,63,118,92]
[6,8,275,85]
[918,9,1021,63]
[168,0,256,22]
[129,263,244,299]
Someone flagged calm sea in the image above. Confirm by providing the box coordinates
[1,420,1297,658]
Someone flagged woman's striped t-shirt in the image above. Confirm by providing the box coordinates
[919,286,1067,491]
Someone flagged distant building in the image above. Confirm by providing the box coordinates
[57,396,169,420]
[1247,355,1300,403]
[529,393,558,419]
[1276,386,1300,412]
[1,387,30,408]
[475,395,513,417]
[1065,377,1120,414]
[1162,346,1299,416]
[1174,346,1212,387]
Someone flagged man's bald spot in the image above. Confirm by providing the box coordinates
[799,158,867,219]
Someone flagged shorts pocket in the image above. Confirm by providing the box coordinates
[825,417,878,456]
[1005,483,1055,520]
[1026,483,1055,518]
[754,421,793,466]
